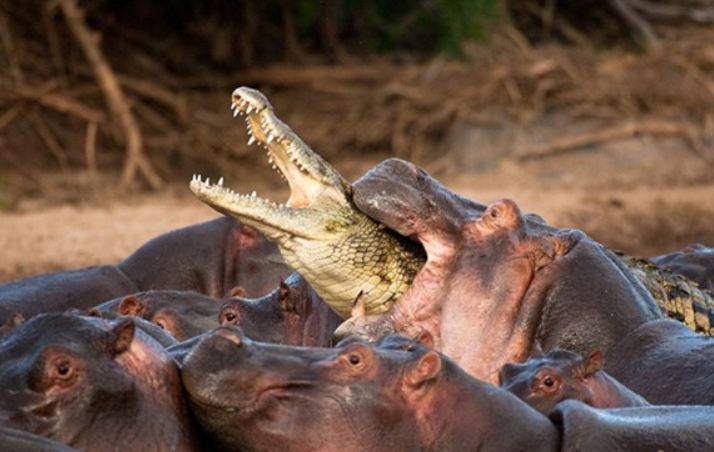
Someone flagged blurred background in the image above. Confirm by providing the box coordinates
[1,0,713,281]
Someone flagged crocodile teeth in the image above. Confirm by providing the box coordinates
[233,109,239,117]
[250,190,257,198]
[246,106,254,114]
[217,177,224,186]
[248,136,255,145]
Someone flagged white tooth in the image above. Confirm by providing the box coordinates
[230,102,236,110]
[206,177,210,185]
[250,190,257,198]
[218,177,224,186]
[248,136,255,145]
[272,164,277,170]
[267,134,274,143]
[233,109,239,117]
[246,106,253,114]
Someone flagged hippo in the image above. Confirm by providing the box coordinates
[93,290,225,341]
[118,217,291,298]
[337,159,660,384]
[0,266,137,325]
[338,158,714,406]
[219,272,342,347]
[0,313,199,450]
[605,318,714,405]
[551,399,714,451]
[0,217,292,325]
[180,327,559,452]
[85,308,178,347]
[499,349,649,415]
[651,243,714,291]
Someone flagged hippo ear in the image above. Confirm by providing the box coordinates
[584,350,604,376]
[498,362,524,386]
[414,330,434,349]
[119,295,146,317]
[277,280,298,313]
[407,350,442,388]
[107,318,135,355]
[351,291,366,317]
[228,286,248,298]
[0,312,25,338]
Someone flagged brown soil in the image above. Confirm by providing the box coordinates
[2,152,713,283]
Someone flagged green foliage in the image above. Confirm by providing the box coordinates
[300,0,500,55]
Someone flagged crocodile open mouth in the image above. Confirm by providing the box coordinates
[190,87,349,218]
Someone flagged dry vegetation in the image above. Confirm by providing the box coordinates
[1,0,714,280]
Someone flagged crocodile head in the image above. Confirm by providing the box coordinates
[191,87,352,241]
[190,87,424,318]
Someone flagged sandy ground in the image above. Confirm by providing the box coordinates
[2,161,713,284]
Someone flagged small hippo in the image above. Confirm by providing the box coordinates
[499,349,649,415]
[180,328,559,452]
[86,308,178,347]
[651,243,714,291]
[552,399,714,451]
[0,217,292,325]
[0,313,199,451]
[118,216,292,298]
[219,272,342,347]
[94,290,225,341]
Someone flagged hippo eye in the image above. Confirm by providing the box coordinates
[489,208,500,219]
[349,354,361,365]
[224,312,237,323]
[154,320,166,330]
[55,360,72,378]
[543,376,555,387]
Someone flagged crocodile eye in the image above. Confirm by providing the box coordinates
[154,320,166,330]
[349,354,361,365]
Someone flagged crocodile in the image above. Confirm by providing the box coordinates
[190,86,714,334]
[190,87,424,318]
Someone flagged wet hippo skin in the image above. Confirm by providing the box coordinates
[219,272,342,347]
[0,313,199,451]
[551,399,714,451]
[500,349,648,416]
[605,319,714,405]
[180,327,560,452]
[94,290,225,341]
[341,158,660,384]
[0,266,137,324]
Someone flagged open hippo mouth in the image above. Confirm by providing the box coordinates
[190,87,352,241]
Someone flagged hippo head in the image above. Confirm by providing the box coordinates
[0,313,195,450]
[95,291,223,341]
[345,158,656,383]
[499,349,605,415]
[180,327,454,451]
[219,273,341,347]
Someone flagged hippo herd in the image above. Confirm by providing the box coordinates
[3,89,714,451]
